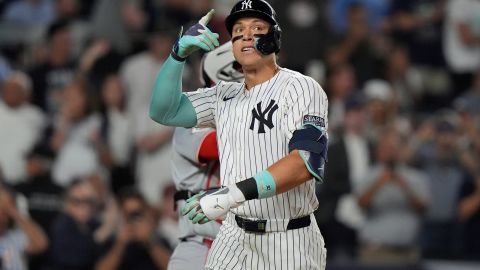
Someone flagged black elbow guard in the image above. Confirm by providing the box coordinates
[288,124,328,181]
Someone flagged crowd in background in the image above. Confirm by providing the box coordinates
[0,0,479,269]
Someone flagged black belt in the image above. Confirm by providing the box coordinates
[235,215,311,233]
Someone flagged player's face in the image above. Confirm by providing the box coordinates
[231,17,271,68]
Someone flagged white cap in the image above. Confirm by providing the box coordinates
[363,79,392,102]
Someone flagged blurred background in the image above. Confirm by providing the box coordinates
[0,0,479,270]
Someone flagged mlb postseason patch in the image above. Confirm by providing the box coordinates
[303,115,325,127]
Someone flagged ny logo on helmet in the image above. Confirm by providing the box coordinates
[241,0,252,10]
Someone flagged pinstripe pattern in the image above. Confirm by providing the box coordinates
[205,213,326,270]
[185,68,328,269]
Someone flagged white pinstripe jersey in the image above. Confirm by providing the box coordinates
[185,68,328,220]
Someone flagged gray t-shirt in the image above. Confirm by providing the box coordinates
[355,165,430,247]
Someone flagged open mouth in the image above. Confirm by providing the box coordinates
[241,46,255,53]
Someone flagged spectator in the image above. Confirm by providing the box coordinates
[0,72,46,184]
[318,94,372,261]
[413,119,466,259]
[356,130,430,265]
[0,188,49,270]
[388,0,445,67]
[90,0,152,54]
[454,101,480,179]
[275,0,330,71]
[29,19,76,114]
[120,31,177,204]
[458,174,480,260]
[3,0,56,26]
[327,3,386,85]
[94,74,134,194]
[14,148,63,233]
[14,148,63,270]
[387,0,451,111]
[96,188,170,270]
[50,179,113,270]
[454,70,480,116]
[55,0,92,58]
[328,0,391,34]
[385,45,423,114]
[79,38,123,98]
[325,64,357,134]
[363,79,396,141]
[120,30,177,123]
[50,80,100,186]
[444,0,480,96]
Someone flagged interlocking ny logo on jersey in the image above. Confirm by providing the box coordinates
[241,0,252,9]
[250,100,278,133]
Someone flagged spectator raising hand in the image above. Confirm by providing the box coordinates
[0,188,49,270]
[96,188,170,270]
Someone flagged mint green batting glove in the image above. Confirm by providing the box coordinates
[172,9,220,61]
[180,191,210,224]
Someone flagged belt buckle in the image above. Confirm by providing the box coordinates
[236,216,267,234]
[244,220,267,234]
[256,221,267,233]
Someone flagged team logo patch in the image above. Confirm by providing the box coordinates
[250,100,278,133]
[241,0,252,9]
[303,115,325,127]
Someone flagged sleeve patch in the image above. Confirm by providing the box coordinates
[303,115,325,127]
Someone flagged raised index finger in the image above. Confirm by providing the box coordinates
[199,9,215,26]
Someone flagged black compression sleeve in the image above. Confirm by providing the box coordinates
[235,177,258,200]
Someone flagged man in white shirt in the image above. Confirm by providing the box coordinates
[120,32,180,204]
[444,0,480,94]
[0,72,46,184]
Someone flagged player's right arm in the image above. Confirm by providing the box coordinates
[149,10,219,127]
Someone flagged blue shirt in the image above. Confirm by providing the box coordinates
[328,0,391,33]
[3,0,55,26]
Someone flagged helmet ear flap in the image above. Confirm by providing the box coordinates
[255,24,282,55]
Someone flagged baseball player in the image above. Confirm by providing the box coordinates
[167,41,244,270]
[150,0,329,269]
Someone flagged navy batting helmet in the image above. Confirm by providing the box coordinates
[225,0,281,55]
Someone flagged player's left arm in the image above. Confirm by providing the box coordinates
[266,150,314,194]
[183,77,328,223]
